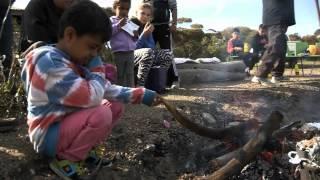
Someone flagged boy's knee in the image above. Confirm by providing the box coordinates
[111,101,124,118]
[89,105,113,129]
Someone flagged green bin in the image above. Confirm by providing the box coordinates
[287,41,308,56]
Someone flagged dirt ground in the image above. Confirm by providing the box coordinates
[1,65,320,180]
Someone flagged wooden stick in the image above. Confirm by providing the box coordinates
[210,120,300,170]
[206,111,283,180]
[160,97,257,139]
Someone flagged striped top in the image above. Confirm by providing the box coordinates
[21,46,156,156]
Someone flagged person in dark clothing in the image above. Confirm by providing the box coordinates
[0,0,14,79]
[20,0,75,52]
[144,0,179,87]
[247,24,268,70]
[252,0,295,85]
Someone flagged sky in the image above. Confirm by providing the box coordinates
[12,0,319,36]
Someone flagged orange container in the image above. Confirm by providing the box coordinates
[317,47,320,55]
[309,45,317,55]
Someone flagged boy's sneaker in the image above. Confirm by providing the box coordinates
[270,76,279,84]
[170,78,181,89]
[85,146,112,173]
[49,158,86,180]
[251,76,273,86]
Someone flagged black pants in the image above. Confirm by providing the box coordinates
[153,24,178,86]
[256,25,288,78]
[242,53,262,70]
[0,9,13,77]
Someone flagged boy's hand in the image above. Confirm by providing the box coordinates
[118,18,127,27]
[151,94,162,106]
[234,47,243,51]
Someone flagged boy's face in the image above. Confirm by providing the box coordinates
[259,28,267,36]
[64,27,103,65]
[115,2,130,18]
[136,7,152,25]
[232,32,240,39]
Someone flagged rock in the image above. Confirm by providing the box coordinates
[228,121,241,127]
[163,120,171,128]
[145,144,155,151]
[201,112,217,124]
[177,69,246,87]
[29,168,36,175]
[136,138,142,144]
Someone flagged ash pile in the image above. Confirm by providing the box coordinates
[231,123,320,180]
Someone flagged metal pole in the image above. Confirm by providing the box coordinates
[315,0,320,26]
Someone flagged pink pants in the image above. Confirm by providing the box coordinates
[56,100,124,161]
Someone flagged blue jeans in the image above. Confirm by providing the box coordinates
[0,9,13,77]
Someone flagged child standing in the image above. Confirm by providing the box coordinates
[109,0,136,87]
[21,1,160,179]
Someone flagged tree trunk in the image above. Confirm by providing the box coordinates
[176,61,246,73]
[177,69,246,87]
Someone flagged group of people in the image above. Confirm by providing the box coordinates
[109,0,178,90]
[227,25,268,76]
[227,0,295,85]
[1,0,178,178]
[0,0,296,178]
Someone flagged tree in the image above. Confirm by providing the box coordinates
[314,29,320,36]
[288,33,302,41]
[190,23,204,29]
[172,28,227,60]
[177,17,192,24]
[302,35,317,44]
[173,29,204,58]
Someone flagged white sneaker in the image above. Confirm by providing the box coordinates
[270,76,278,84]
[251,76,261,83]
[251,76,273,86]
[245,67,251,77]
[170,80,180,89]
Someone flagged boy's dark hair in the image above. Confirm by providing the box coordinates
[233,28,240,33]
[58,0,112,42]
[259,24,267,30]
[113,0,131,10]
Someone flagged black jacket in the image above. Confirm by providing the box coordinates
[21,0,63,50]
[0,0,14,7]
[263,0,296,26]
[250,33,268,55]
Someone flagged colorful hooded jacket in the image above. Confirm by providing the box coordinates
[21,46,156,156]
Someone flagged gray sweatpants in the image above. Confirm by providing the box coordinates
[255,25,288,78]
[113,51,134,87]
